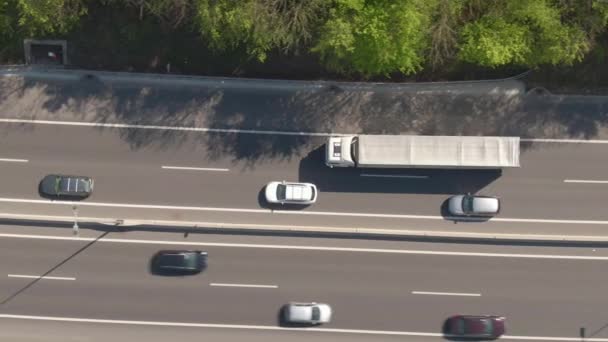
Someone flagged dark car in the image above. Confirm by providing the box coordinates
[39,174,94,199]
[445,315,505,339]
[151,250,208,274]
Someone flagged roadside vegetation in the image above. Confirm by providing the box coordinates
[1,0,608,89]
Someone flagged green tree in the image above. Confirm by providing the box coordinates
[194,0,326,62]
[458,0,591,67]
[427,0,465,68]
[312,0,437,77]
[16,0,87,36]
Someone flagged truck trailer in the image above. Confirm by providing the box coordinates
[325,135,520,169]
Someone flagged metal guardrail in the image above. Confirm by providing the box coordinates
[0,212,606,245]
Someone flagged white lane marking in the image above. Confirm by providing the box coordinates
[8,274,75,281]
[0,197,607,226]
[0,118,340,137]
[0,197,269,214]
[412,291,481,297]
[0,158,28,163]
[360,174,429,179]
[0,313,442,337]
[521,138,608,144]
[2,233,608,261]
[162,166,230,172]
[0,314,606,341]
[2,118,608,144]
[210,283,278,289]
[564,179,608,184]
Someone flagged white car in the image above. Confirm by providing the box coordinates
[448,194,500,217]
[265,181,318,205]
[283,302,332,324]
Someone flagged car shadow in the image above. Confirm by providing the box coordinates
[298,145,502,195]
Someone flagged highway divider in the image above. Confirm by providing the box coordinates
[1,212,608,245]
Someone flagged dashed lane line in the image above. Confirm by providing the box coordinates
[7,274,75,281]
[210,283,278,289]
[0,158,28,163]
[162,166,230,172]
[411,291,481,297]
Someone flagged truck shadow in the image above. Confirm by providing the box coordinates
[298,146,501,195]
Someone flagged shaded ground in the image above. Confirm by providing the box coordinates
[0,68,607,168]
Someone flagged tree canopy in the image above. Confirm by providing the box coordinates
[1,0,608,77]
[312,0,436,76]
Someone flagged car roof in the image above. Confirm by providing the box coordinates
[284,183,313,201]
[471,196,499,213]
[288,303,313,320]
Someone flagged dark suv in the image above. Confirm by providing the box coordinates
[39,174,94,199]
[151,250,208,275]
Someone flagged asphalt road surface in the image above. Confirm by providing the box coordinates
[0,227,607,340]
[1,123,608,237]
[2,69,608,341]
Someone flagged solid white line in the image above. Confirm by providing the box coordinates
[360,174,429,179]
[8,274,75,281]
[521,138,608,144]
[564,179,608,184]
[210,283,278,289]
[162,166,229,172]
[0,314,442,337]
[0,158,28,163]
[2,118,608,144]
[0,118,340,137]
[0,196,607,226]
[1,233,608,260]
[0,314,606,341]
[0,197,269,214]
[412,291,480,297]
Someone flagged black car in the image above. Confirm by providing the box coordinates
[445,315,506,339]
[151,250,208,274]
[39,174,94,199]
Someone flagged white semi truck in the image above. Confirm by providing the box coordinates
[325,135,520,169]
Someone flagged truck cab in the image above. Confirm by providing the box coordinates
[325,136,355,167]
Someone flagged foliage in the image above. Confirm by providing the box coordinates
[1,0,608,77]
[312,0,437,77]
[16,0,87,36]
[458,0,591,67]
[427,0,465,68]
[194,0,326,62]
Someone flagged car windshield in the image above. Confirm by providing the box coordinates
[276,184,286,200]
[311,306,320,321]
[462,196,474,213]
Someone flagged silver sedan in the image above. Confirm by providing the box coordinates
[448,194,500,216]
[283,302,332,324]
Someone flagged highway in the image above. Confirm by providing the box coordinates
[0,225,608,341]
[1,123,608,237]
[2,69,608,341]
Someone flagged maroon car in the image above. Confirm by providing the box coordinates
[445,315,505,339]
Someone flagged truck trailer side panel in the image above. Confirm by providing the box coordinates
[355,135,520,168]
